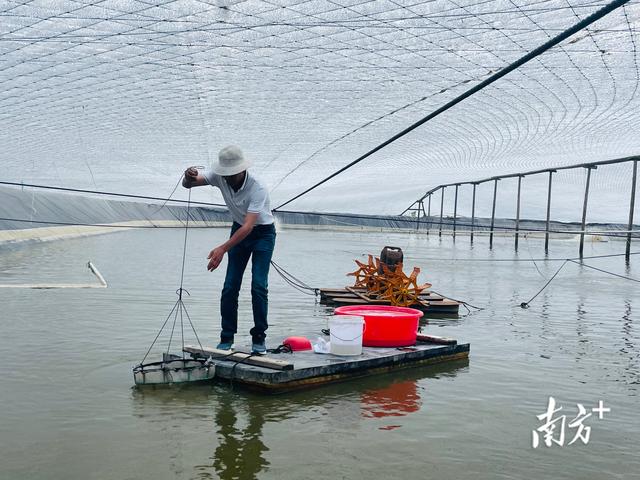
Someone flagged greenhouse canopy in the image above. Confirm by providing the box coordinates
[1,0,639,222]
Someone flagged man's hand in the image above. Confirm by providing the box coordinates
[183,167,199,188]
[207,246,226,271]
[206,214,258,271]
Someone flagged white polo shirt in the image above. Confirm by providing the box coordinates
[204,170,274,226]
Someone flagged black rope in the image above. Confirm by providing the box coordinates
[270,260,319,296]
[520,260,569,308]
[567,259,640,283]
[267,344,293,354]
[429,289,484,312]
[149,167,208,217]
[149,175,188,225]
[520,256,640,309]
[274,0,631,210]
[271,260,314,289]
[229,352,259,390]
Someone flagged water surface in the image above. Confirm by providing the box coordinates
[1,228,638,479]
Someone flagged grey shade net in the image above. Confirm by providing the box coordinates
[0,0,639,221]
[0,185,229,231]
[4,184,633,239]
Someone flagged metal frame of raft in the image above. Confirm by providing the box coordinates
[184,335,469,393]
[319,287,460,314]
[133,356,216,385]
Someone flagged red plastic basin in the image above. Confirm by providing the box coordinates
[334,305,424,347]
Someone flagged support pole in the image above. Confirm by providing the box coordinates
[471,183,477,245]
[545,171,554,253]
[453,184,459,241]
[416,201,423,231]
[489,179,498,249]
[579,166,595,257]
[627,160,638,261]
[427,194,431,235]
[439,187,445,237]
[515,175,522,251]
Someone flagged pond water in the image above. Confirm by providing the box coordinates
[1,227,638,479]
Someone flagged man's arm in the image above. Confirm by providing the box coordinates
[207,212,259,271]
[183,167,207,188]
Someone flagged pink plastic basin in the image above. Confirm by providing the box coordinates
[334,305,424,347]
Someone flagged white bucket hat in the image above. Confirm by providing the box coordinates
[212,145,251,176]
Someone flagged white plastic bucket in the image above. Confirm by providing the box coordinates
[329,315,365,356]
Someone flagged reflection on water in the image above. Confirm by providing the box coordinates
[130,360,468,480]
[209,395,269,480]
[621,301,639,389]
[361,380,421,420]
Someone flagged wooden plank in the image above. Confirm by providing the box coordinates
[422,294,444,301]
[183,345,294,371]
[320,288,358,294]
[345,286,376,302]
[320,290,460,315]
[325,297,453,309]
[416,334,458,345]
[326,297,386,305]
[327,293,444,304]
[416,298,431,309]
[321,288,444,301]
[436,299,460,306]
[324,292,362,299]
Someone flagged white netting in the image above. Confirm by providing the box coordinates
[0,0,638,221]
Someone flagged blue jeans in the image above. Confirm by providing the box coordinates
[220,222,276,344]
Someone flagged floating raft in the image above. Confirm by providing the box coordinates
[184,335,469,393]
[319,287,460,314]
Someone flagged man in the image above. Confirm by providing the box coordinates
[183,145,276,355]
